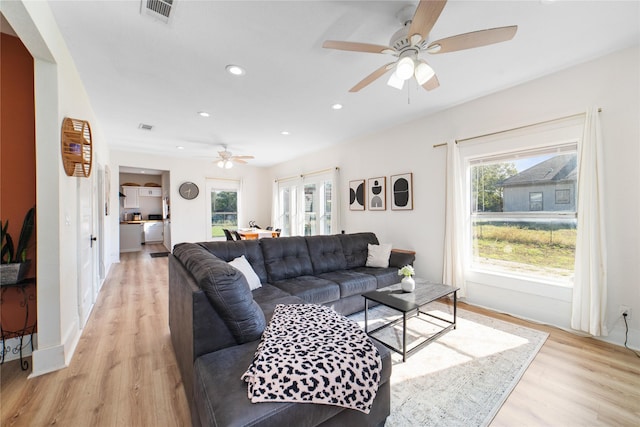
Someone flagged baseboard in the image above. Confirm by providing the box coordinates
[462,299,640,351]
[29,341,67,377]
[600,320,640,351]
[29,318,82,377]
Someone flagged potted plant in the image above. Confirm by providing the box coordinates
[398,264,415,293]
[1,206,35,285]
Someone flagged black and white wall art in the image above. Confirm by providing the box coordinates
[391,173,413,210]
[349,179,365,211]
[367,177,386,211]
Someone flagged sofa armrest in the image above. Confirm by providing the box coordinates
[389,249,416,268]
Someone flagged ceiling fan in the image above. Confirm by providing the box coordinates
[215,145,254,169]
[322,0,517,92]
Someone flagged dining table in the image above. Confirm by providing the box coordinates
[237,228,278,239]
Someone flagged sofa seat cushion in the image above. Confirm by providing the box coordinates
[194,341,344,427]
[306,235,347,274]
[351,266,400,289]
[261,237,314,282]
[253,284,306,321]
[271,276,340,305]
[193,339,392,427]
[317,270,377,298]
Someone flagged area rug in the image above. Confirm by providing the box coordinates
[149,251,170,258]
[349,302,548,427]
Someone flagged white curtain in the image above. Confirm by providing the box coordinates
[571,107,608,336]
[271,179,279,230]
[331,167,341,234]
[443,141,467,297]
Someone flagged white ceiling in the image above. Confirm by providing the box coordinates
[47,1,639,167]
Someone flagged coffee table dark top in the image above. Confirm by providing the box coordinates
[362,280,459,313]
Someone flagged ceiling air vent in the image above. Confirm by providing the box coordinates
[138,123,153,131]
[141,0,174,24]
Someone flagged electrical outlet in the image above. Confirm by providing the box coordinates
[619,305,632,319]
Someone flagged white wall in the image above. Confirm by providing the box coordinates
[109,150,272,262]
[268,46,640,349]
[1,0,112,375]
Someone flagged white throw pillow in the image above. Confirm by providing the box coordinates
[366,243,392,268]
[229,255,262,290]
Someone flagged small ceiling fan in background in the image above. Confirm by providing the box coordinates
[323,0,517,92]
[215,145,254,169]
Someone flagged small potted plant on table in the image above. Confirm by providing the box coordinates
[1,206,35,285]
[398,265,415,292]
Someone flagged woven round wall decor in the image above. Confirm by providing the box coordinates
[61,117,92,177]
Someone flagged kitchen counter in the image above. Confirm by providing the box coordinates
[120,220,164,224]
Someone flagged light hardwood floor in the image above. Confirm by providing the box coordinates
[1,245,639,426]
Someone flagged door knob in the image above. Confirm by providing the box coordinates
[90,235,97,248]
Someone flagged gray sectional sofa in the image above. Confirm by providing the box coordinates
[169,232,415,427]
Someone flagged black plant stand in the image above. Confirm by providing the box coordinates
[1,278,36,370]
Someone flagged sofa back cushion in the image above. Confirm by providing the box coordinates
[337,232,380,269]
[306,235,347,274]
[260,236,313,282]
[173,243,266,344]
[198,240,267,284]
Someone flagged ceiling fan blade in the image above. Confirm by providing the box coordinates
[232,155,254,160]
[421,74,440,91]
[427,25,518,54]
[408,0,448,43]
[323,40,392,54]
[349,62,395,92]
[232,158,248,164]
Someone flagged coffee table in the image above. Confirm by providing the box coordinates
[362,280,459,362]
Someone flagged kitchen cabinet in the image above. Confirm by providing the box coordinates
[120,223,142,252]
[122,186,140,208]
[139,187,161,197]
[144,221,164,242]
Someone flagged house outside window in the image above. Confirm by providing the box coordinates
[529,192,543,211]
[470,146,578,283]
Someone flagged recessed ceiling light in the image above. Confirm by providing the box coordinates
[281,131,290,136]
[198,111,210,117]
[331,103,343,110]
[226,64,246,76]
[176,146,184,150]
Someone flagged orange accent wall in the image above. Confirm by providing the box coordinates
[1,33,37,335]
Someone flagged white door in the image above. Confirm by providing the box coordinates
[78,176,96,328]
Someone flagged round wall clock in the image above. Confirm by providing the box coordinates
[179,182,199,200]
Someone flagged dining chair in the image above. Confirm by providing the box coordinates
[266,226,273,230]
[223,229,234,241]
[233,230,242,241]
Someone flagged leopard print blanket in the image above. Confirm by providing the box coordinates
[241,304,381,414]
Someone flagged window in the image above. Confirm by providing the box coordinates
[275,171,336,237]
[529,192,543,211]
[469,146,578,283]
[206,179,240,239]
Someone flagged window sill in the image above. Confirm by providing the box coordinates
[466,267,573,302]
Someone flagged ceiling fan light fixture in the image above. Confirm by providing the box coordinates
[387,72,405,90]
[217,160,225,168]
[415,61,435,85]
[225,160,233,169]
[395,57,415,80]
